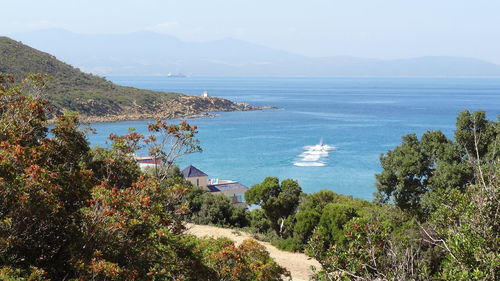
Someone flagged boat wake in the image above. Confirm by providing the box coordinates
[293,139,336,167]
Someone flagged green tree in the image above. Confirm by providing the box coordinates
[313,110,499,281]
[375,134,430,210]
[375,111,498,213]
[245,177,302,236]
[248,208,271,234]
[455,110,495,160]
[190,191,249,227]
[293,190,354,245]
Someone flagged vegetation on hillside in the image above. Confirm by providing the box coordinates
[0,37,180,117]
[0,76,289,280]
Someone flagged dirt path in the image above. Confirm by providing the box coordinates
[186,224,321,281]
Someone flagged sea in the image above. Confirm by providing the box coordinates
[87,77,500,200]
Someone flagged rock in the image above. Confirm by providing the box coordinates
[77,95,274,123]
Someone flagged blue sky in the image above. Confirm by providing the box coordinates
[2,0,500,63]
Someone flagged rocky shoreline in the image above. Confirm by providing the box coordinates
[78,95,276,123]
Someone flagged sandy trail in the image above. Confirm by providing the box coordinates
[186,223,321,281]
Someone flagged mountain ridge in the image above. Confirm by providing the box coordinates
[9,29,500,77]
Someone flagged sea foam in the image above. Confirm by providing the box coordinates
[293,141,336,167]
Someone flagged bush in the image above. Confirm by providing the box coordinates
[190,191,249,227]
[248,208,272,233]
[196,237,291,281]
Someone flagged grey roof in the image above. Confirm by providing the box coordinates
[181,165,208,178]
[207,182,248,193]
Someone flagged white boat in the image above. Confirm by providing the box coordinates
[304,138,336,152]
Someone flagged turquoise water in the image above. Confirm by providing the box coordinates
[88,77,500,200]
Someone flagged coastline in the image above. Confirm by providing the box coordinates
[75,94,277,123]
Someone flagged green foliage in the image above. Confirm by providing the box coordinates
[375,110,498,213]
[293,208,321,245]
[188,190,249,227]
[312,110,499,281]
[317,203,359,247]
[0,266,47,281]
[376,133,431,210]
[421,185,499,280]
[245,177,302,236]
[270,236,303,252]
[454,110,496,159]
[248,208,271,234]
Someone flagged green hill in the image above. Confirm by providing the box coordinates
[0,37,257,121]
[0,36,178,116]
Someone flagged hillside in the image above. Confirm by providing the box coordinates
[0,36,258,121]
[9,29,500,77]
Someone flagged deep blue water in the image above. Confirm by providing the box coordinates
[88,77,500,200]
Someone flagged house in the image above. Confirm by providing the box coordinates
[181,165,208,189]
[207,180,248,207]
[181,165,248,206]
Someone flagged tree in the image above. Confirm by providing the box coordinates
[248,208,271,234]
[293,190,346,246]
[144,119,202,180]
[375,111,498,213]
[189,191,249,227]
[312,111,499,281]
[375,134,430,211]
[0,76,93,279]
[245,177,302,236]
[455,110,495,160]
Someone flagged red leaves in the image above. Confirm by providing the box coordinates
[201,238,289,281]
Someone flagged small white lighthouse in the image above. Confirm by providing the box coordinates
[202,91,209,98]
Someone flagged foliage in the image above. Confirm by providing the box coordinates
[245,177,303,236]
[145,119,202,179]
[247,208,272,233]
[293,190,364,247]
[316,203,359,248]
[0,78,287,280]
[374,110,497,213]
[196,237,291,281]
[311,111,499,281]
[0,77,93,278]
[88,146,141,189]
[188,190,249,227]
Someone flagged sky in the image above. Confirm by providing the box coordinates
[2,0,500,63]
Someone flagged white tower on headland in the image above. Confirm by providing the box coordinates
[202,91,209,98]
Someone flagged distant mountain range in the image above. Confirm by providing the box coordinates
[9,29,500,77]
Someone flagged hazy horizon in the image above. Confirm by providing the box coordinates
[2,0,500,64]
[7,28,500,66]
